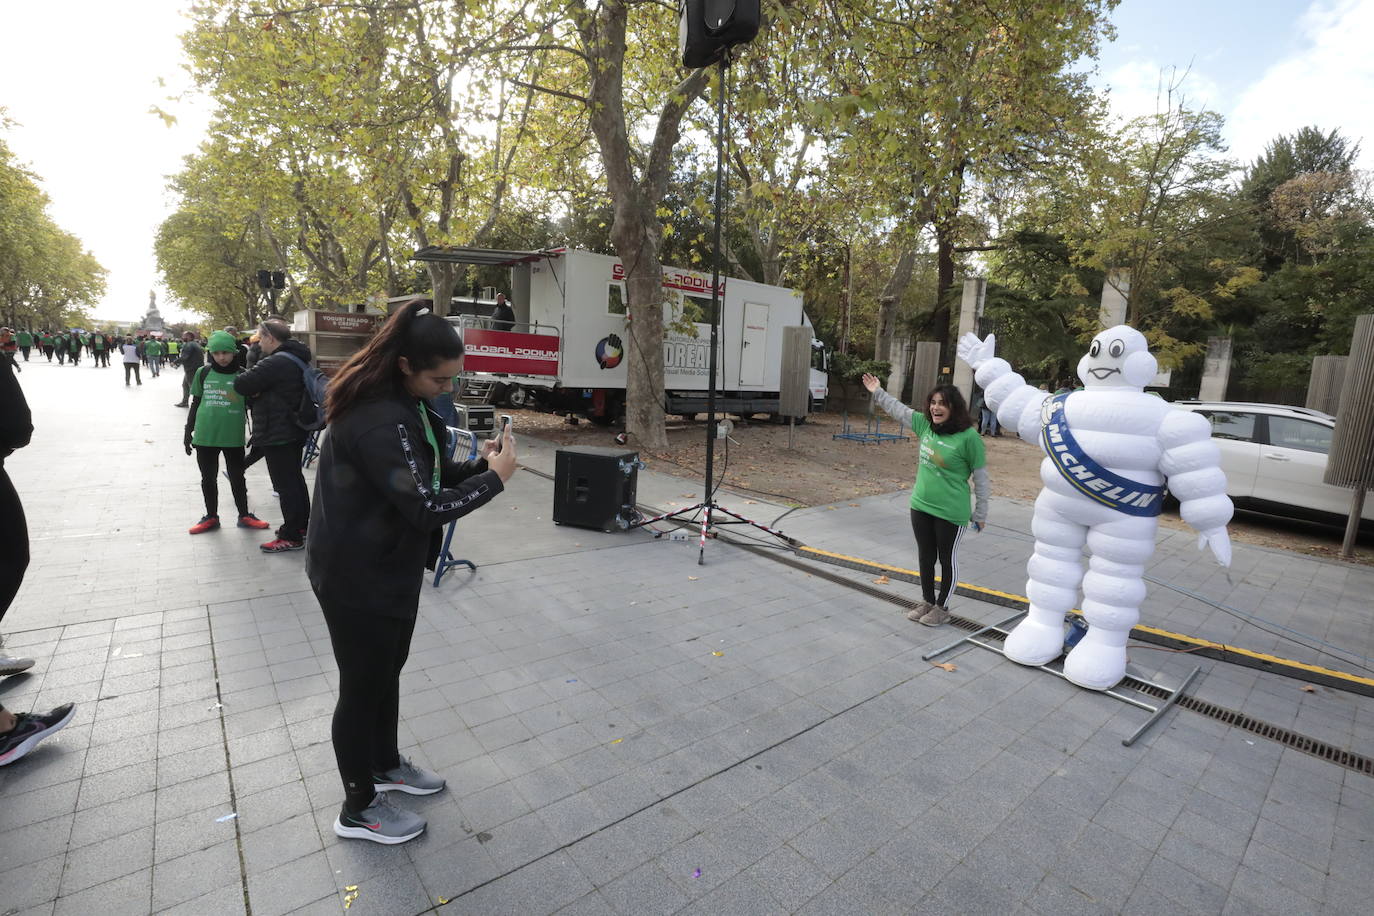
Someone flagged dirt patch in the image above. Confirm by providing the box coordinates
[505,407,1374,565]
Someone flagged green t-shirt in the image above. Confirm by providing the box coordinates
[191,367,247,448]
[908,412,986,525]
[17,331,32,346]
[145,340,163,357]
[91,334,105,350]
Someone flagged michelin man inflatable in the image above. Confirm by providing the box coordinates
[958,326,1233,690]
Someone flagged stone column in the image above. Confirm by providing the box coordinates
[1100,269,1129,328]
[912,341,941,402]
[1197,337,1233,401]
[953,277,986,403]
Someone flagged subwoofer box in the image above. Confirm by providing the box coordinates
[553,446,639,532]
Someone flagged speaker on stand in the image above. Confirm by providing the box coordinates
[679,0,760,69]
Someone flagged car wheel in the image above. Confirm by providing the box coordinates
[505,385,529,408]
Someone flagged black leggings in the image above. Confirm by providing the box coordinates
[910,508,965,606]
[195,446,249,517]
[318,598,415,812]
[0,468,29,626]
[124,362,140,384]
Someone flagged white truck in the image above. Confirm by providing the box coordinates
[414,246,828,424]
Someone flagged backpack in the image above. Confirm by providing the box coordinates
[276,351,329,431]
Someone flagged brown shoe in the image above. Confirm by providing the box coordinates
[906,601,934,623]
[918,605,950,627]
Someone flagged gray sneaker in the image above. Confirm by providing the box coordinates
[918,605,951,627]
[906,602,934,623]
[333,793,426,844]
[373,755,445,795]
[0,656,35,676]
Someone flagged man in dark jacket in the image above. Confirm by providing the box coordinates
[174,331,205,407]
[490,293,515,331]
[233,318,312,552]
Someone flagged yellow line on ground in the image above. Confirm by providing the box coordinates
[795,545,1374,689]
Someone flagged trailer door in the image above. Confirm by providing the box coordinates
[740,301,769,387]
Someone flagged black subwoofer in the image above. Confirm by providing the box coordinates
[553,446,640,532]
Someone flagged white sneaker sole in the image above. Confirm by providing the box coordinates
[333,817,425,844]
[373,780,445,796]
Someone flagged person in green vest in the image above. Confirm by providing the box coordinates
[183,331,271,535]
[15,330,32,362]
[144,337,163,378]
[90,331,106,367]
[39,331,54,361]
[54,333,67,365]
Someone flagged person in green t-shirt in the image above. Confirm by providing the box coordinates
[144,337,163,377]
[862,374,990,626]
[183,331,271,535]
[16,330,32,362]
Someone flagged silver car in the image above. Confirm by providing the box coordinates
[1171,400,1373,529]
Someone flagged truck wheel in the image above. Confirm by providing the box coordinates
[505,385,529,408]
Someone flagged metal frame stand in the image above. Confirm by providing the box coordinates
[833,402,909,443]
[433,427,479,586]
[923,611,1201,746]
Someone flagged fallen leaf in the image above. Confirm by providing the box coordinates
[1301,685,1317,693]
[873,575,890,585]
[712,651,724,657]
[932,662,957,672]
[688,576,699,580]
[610,737,623,745]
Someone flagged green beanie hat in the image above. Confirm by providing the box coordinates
[208,331,237,352]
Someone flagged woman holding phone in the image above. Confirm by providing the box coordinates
[307,298,517,844]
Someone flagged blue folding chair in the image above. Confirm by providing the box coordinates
[432,424,479,586]
[302,428,322,468]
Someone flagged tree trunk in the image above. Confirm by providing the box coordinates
[838,243,852,354]
[576,0,708,450]
[614,210,669,449]
[874,249,916,364]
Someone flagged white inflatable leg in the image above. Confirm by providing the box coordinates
[1004,494,1086,666]
[1063,516,1157,690]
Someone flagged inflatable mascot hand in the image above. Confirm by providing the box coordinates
[956,326,1233,690]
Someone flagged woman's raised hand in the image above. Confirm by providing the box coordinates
[860,373,880,393]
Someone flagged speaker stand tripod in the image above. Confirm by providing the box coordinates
[630,54,794,564]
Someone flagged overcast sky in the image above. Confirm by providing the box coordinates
[1,0,1370,326]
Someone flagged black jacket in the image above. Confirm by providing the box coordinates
[179,340,205,372]
[1,352,32,463]
[306,394,503,617]
[233,338,312,447]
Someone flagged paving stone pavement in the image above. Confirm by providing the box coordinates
[2,356,1372,915]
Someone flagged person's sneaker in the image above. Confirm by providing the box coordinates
[237,513,270,530]
[173,401,188,407]
[0,703,77,766]
[189,515,220,535]
[918,605,951,627]
[373,756,446,795]
[260,538,304,553]
[905,601,934,623]
[333,793,426,844]
[0,655,36,676]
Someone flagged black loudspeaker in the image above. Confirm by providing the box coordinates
[679,0,761,68]
[553,446,640,532]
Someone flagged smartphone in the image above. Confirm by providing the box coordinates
[492,414,512,452]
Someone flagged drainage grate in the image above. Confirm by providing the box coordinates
[737,540,1374,777]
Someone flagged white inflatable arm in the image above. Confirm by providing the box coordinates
[1158,409,1234,567]
[958,332,1049,448]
